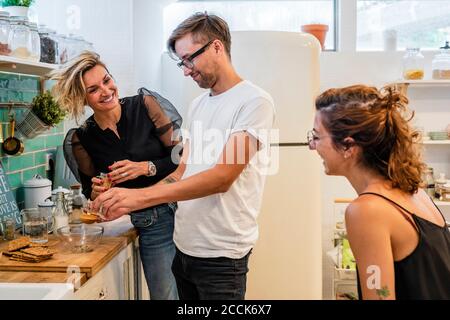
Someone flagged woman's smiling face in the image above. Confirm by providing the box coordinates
[83,65,119,112]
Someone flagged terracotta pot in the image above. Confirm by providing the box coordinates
[301,24,329,50]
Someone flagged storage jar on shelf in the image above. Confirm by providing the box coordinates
[8,16,32,60]
[39,26,58,64]
[0,11,11,56]
[27,21,40,62]
[432,41,450,80]
[403,48,424,80]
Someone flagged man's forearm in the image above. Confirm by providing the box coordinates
[138,166,238,209]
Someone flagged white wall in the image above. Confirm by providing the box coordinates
[33,0,135,97]
[133,0,176,92]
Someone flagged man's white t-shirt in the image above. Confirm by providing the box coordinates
[174,80,275,259]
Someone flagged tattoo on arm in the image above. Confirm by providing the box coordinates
[162,176,177,185]
[376,286,391,300]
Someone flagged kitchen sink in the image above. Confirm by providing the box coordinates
[0,283,74,300]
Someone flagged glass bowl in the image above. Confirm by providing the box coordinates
[56,224,104,253]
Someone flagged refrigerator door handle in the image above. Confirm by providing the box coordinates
[271,143,310,147]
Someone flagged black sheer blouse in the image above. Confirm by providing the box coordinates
[67,89,182,200]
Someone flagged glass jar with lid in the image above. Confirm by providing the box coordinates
[0,11,11,56]
[8,16,32,59]
[27,21,40,62]
[38,26,58,64]
[403,48,425,80]
[432,41,450,80]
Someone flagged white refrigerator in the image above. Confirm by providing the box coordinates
[161,31,322,300]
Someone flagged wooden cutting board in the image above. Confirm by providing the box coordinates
[0,236,127,278]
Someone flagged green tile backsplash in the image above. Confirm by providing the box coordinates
[0,71,64,209]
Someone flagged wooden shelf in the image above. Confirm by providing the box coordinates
[0,55,58,77]
[390,80,450,87]
[435,200,450,207]
[422,140,450,145]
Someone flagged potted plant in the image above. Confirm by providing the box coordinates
[1,0,34,18]
[17,90,66,139]
[301,23,329,50]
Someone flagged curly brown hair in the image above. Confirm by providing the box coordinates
[315,85,426,194]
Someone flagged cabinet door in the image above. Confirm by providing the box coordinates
[74,244,134,300]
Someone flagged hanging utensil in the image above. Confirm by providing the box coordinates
[2,114,24,156]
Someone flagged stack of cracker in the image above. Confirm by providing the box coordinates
[2,237,56,263]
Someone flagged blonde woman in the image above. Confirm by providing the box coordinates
[309,85,450,300]
[51,51,181,300]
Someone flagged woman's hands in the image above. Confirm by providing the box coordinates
[108,160,149,185]
[90,176,109,200]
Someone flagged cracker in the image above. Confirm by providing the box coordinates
[21,247,55,257]
[7,237,30,252]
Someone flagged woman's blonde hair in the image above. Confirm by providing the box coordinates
[315,85,426,194]
[50,51,110,122]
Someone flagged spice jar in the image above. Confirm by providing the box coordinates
[8,16,32,59]
[39,26,58,64]
[0,11,11,56]
[403,48,424,80]
[432,41,450,80]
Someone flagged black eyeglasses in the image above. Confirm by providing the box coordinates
[307,129,331,149]
[177,40,214,70]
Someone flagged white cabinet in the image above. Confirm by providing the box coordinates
[73,243,135,300]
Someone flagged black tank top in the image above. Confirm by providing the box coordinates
[356,192,450,300]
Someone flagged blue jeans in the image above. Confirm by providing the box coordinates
[130,203,178,300]
[171,247,251,300]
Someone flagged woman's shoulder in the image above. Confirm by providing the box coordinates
[119,94,144,107]
[346,193,398,228]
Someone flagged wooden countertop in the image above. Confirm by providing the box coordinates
[0,271,88,287]
[0,226,137,285]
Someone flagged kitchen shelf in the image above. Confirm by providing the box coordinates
[0,55,58,77]
[435,200,450,207]
[422,140,450,145]
[390,80,450,87]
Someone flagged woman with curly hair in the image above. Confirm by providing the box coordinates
[309,85,450,300]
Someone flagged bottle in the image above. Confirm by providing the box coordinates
[403,48,424,80]
[422,167,435,198]
[53,191,69,233]
[8,16,32,59]
[70,184,86,224]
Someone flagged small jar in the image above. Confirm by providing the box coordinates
[8,16,32,59]
[422,167,435,198]
[39,26,58,64]
[0,11,11,56]
[2,217,16,241]
[403,48,424,80]
[441,183,450,202]
[434,173,447,200]
[27,21,40,62]
[432,41,450,80]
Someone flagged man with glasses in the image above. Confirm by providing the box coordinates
[93,12,275,300]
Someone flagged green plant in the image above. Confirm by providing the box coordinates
[1,0,34,7]
[31,91,66,126]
